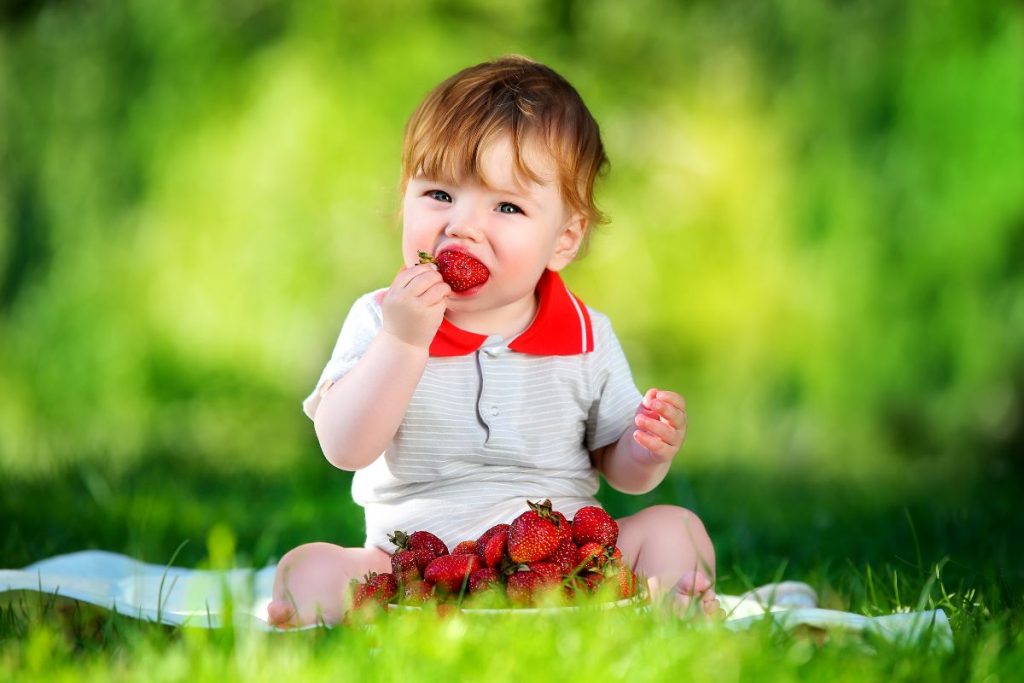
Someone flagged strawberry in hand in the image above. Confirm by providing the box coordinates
[381,263,451,349]
[418,250,490,292]
[632,388,687,463]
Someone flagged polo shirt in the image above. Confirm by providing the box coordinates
[303,270,643,551]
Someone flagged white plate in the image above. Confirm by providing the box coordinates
[386,597,647,615]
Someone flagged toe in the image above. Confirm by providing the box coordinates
[701,596,723,619]
[675,570,712,597]
[267,599,295,627]
[671,571,719,620]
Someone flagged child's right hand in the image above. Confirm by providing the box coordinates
[381,263,451,349]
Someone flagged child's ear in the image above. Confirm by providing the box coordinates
[547,214,587,272]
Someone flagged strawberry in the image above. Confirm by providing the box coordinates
[554,511,573,542]
[550,539,577,576]
[505,571,543,605]
[468,567,502,594]
[391,548,434,582]
[506,565,562,606]
[351,571,398,609]
[368,572,398,602]
[452,540,477,555]
[418,250,490,292]
[401,579,435,604]
[582,571,605,594]
[410,530,450,557]
[575,542,610,571]
[389,529,449,558]
[508,499,569,563]
[571,506,619,547]
[424,554,481,593]
[476,523,510,568]
[615,564,639,599]
[525,561,562,582]
[565,570,602,598]
[351,582,378,611]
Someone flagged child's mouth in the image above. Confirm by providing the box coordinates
[418,250,490,292]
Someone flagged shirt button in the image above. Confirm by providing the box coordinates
[489,405,500,416]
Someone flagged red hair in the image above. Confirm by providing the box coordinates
[401,55,608,231]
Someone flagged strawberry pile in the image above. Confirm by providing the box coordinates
[350,500,640,612]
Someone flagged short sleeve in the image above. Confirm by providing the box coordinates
[301,290,384,420]
[585,311,643,450]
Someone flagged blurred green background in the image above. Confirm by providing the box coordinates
[2,0,1022,598]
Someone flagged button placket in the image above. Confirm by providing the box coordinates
[476,346,504,429]
[475,350,492,431]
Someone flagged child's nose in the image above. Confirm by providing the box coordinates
[444,209,485,241]
[444,222,481,240]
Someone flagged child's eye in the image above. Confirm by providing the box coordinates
[497,202,523,215]
[427,190,452,203]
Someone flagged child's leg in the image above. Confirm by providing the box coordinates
[266,542,392,627]
[616,505,720,617]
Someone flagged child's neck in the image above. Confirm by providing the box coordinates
[445,294,539,341]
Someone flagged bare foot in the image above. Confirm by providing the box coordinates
[266,598,297,628]
[673,570,721,619]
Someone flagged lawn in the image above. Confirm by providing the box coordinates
[2,449,1022,681]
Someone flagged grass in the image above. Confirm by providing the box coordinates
[2,448,1023,681]
[0,582,1019,682]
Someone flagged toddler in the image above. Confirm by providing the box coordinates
[268,55,718,626]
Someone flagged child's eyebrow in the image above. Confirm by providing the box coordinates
[491,186,532,200]
[490,176,551,199]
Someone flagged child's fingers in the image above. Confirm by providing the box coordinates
[641,388,659,409]
[420,280,452,305]
[654,390,686,412]
[402,268,444,297]
[642,389,685,410]
[640,389,686,429]
[650,401,686,430]
[635,413,683,448]
[633,429,674,460]
[393,263,438,290]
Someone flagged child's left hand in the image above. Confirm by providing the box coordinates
[632,388,687,463]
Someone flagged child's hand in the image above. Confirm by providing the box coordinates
[381,263,451,349]
[632,388,687,464]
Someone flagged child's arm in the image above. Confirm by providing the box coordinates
[591,388,687,494]
[313,263,450,471]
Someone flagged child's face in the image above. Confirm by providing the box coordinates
[401,136,585,319]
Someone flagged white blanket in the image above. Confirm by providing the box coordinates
[0,550,952,650]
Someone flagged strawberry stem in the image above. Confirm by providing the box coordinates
[527,498,556,520]
[388,530,410,550]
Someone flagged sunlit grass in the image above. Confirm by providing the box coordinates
[1,568,1019,683]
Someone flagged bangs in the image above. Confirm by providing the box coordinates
[401,91,547,191]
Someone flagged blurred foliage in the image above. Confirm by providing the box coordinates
[1,0,1022,497]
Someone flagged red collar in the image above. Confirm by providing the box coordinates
[429,270,594,357]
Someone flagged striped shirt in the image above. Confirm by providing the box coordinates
[303,270,642,552]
